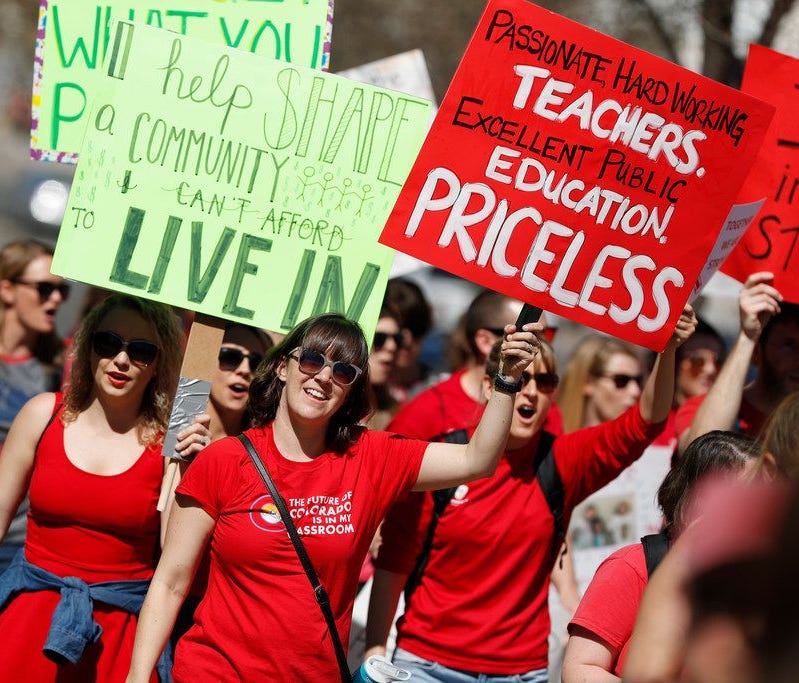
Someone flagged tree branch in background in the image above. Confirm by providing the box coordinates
[758,0,798,47]
[632,0,682,64]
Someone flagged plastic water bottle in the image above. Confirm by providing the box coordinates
[352,655,411,682]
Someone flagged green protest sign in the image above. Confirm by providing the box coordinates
[32,0,333,162]
[51,21,432,338]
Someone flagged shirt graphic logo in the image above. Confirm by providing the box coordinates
[249,495,286,533]
[450,484,470,506]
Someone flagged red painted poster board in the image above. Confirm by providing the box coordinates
[721,45,799,303]
[379,0,775,350]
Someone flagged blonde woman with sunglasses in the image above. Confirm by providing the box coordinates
[0,294,184,682]
[128,311,541,682]
[0,240,68,572]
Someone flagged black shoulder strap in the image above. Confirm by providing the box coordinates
[533,431,564,561]
[237,434,350,683]
[403,428,469,604]
[406,430,562,602]
[641,532,670,578]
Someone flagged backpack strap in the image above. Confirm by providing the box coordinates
[403,428,469,604]
[532,431,564,562]
[405,430,561,602]
[641,531,670,578]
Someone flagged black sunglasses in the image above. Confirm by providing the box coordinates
[520,371,559,394]
[290,347,363,386]
[372,331,405,350]
[92,330,159,367]
[604,373,643,389]
[218,347,263,371]
[11,279,71,302]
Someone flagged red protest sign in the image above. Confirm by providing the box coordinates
[379,0,774,350]
[721,45,799,303]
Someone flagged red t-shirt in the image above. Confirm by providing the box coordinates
[389,370,563,440]
[675,393,768,441]
[568,543,648,676]
[377,404,663,673]
[173,424,426,682]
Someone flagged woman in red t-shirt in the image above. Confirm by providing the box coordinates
[364,307,697,682]
[127,312,542,682]
[0,293,184,682]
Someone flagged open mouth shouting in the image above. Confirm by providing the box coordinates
[515,403,539,426]
[229,382,249,399]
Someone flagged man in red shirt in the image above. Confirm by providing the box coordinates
[677,271,799,454]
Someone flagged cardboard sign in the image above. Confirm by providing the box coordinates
[337,50,439,278]
[379,0,775,351]
[51,21,432,338]
[31,0,334,162]
[721,45,799,303]
[691,199,764,300]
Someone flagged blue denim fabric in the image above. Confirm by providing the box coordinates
[392,648,548,683]
[0,549,171,682]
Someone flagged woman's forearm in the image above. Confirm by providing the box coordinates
[639,348,676,424]
[364,568,407,659]
[127,576,187,682]
[463,388,516,478]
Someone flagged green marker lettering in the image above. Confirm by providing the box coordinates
[281,249,315,329]
[187,223,235,303]
[147,216,182,294]
[109,207,149,290]
[223,234,273,319]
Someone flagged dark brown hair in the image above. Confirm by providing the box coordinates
[659,430,757,536]
[248,313,372,452]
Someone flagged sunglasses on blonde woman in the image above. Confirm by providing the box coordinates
[289,347,363,386]
[603,373,643,389]
[520,371,559,394]
[11,279,71,302]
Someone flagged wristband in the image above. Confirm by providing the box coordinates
[494,374,523,394]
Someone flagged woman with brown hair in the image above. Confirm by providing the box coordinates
[127,311,541,682]
[0,239,68,570]
[0,293,184,682]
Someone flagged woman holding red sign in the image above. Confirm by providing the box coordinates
[363,307,696,683]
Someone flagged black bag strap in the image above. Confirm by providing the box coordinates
[532,431,564,562]
[403,428,468,604]
[237,434,350,683]
[641,531,670,578]
[405,430,562,602]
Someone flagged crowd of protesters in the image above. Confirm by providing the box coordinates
[1,236,799,682]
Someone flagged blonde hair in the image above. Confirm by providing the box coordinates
[752,391,799,481]
[557,335,640,433]
[63,294,184,446]
[0,239,62,365]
